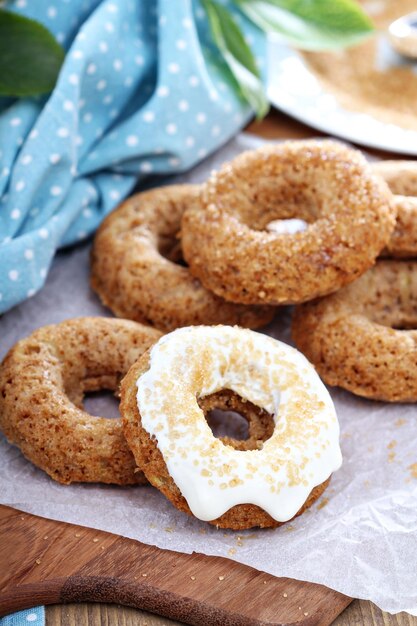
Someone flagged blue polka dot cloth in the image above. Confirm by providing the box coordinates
[0,608,44,626]
[0,0,265,314]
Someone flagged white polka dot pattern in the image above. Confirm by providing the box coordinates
[0,606,45,625]
[0,0,265,314]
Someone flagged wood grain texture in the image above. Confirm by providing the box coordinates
[0,505,351,626]
[45,601,417,626]
[334,602,417,626]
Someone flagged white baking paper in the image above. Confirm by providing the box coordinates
[1,135,416,616]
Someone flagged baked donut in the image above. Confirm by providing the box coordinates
[372,161,417,197]
[91,185,274,332]
[0,317,161,484]
[372,161,417,258]
[121,326,342,530]
[385,195,417,258]
[292,260,417,402]
[181,140,395,305]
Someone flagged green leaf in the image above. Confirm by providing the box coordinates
[0,10,65,97]
[203,0,269,119]
[236,0,374,50]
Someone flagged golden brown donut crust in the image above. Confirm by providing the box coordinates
[0,317,161,485]
[91,185,274,332]
[181,140,395,306]
[372,161,417,258]
[372,161,417,196]
[121,356,330,530]
[385,195,417,258]
[292,261,417,402]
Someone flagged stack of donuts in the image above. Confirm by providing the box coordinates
[90,139,417,402]
[1,139,416,531]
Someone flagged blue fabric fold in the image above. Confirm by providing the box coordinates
[0,0,265,313]
[0,607,45,626]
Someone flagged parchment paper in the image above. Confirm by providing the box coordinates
[1,135,416,616]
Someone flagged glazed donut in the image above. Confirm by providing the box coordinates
[292,260,417,402]
[0,317,161,484]
[91,185,274,332]
[121,326,342,530]
[372,161,417,258]
[181,140,395,306]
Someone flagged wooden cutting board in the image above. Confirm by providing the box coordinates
[0,504,351,626]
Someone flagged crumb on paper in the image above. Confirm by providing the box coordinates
[387,441,397,463]
[395,418,406,427]
[228,548,236,556]
[409,463,417,479]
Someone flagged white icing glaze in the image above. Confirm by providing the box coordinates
[136,326,342,522]
[266,218,308,235]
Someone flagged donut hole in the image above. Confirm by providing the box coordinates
[221,169,330,232]
[368,304,417,330]
[391,322,417,330]
[366,308,417,330]
[265,218,308,236]
[158,235,188,267]
[373,317,417,330]
[206,409,249,441]
[198,390,274,451]
[65,372,123,417]
[359,265,417,330]
[83,389,120,419]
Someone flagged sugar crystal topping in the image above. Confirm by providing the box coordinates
[136,325,342,522]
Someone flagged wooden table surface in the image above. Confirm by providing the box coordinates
[43,109,416,626]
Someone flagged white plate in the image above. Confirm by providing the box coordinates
[267,37,417,155]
